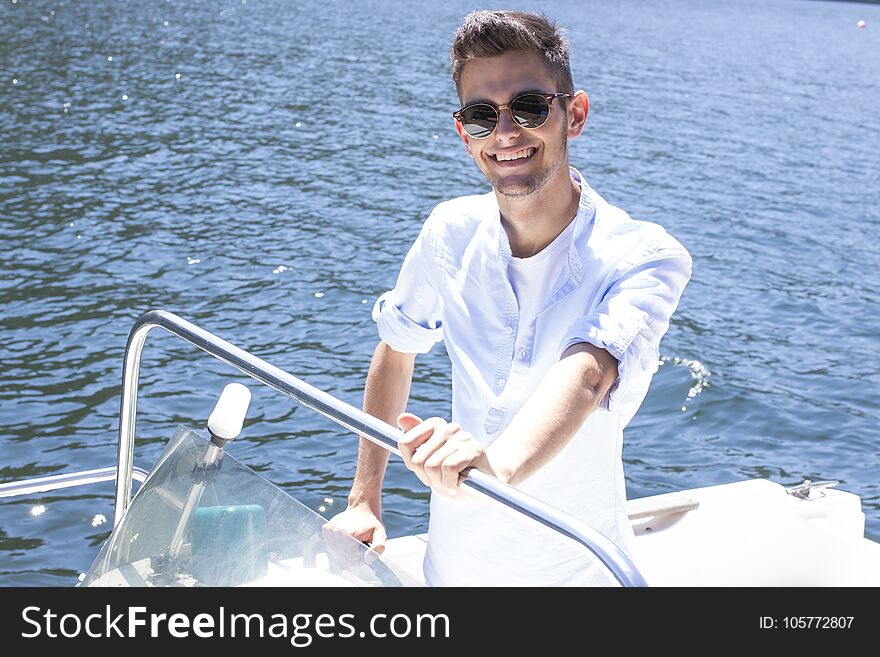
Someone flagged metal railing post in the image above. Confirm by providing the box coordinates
[113,323,151,526]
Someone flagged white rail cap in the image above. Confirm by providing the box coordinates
[207,383,252,440]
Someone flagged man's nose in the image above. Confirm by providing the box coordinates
[493,107,522,142]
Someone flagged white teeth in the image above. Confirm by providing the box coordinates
[495,147,535,161]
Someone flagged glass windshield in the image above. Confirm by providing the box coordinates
[82,426,405,587]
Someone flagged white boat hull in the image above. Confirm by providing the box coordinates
[378,479,880,586]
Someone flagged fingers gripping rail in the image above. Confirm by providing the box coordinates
[114,310,648,587]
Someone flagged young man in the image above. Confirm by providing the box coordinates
[331,11,692,586]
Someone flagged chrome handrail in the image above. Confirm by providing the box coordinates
[114,309,648,587]
[0,466,149,499]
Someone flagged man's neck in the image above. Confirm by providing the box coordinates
[496,164,581,259]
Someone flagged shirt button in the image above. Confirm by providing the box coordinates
[504,326,513,335]
[520,349,529,360]
[496,378,505,389]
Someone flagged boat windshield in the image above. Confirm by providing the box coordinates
[82,426,404,587]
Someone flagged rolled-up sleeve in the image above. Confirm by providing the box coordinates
[371,212,444,354]
[558,244,692,412]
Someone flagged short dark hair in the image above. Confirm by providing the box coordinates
[451,11,574,98]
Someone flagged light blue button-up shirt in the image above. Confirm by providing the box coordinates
[373,167,692,586]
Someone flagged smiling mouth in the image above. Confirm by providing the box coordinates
[492,147,536,163]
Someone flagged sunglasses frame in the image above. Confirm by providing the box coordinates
[453,92,572,139]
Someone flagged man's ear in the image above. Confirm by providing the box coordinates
[454,117,474,158]
[567,90,589,139]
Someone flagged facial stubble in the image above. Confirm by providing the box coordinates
[487,119,570,198]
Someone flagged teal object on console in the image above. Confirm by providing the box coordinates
[191,504,268,586]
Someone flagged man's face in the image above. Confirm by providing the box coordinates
[455,51,585,198]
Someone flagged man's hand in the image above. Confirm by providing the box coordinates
[326,502,387,562]
[397,412,496,497]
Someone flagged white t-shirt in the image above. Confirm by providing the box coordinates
[507,218,577,345]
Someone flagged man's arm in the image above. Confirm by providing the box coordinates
[349,340,416,510]
[397,342,617,495]
[328,340,415,553]
[485,342,617,485]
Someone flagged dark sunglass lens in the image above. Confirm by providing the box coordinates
[461,104,497,138]
[511,94,550,128]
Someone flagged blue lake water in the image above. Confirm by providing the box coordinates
[1,0,878,585]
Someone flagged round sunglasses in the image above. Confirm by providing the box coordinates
[453,92,571,139]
